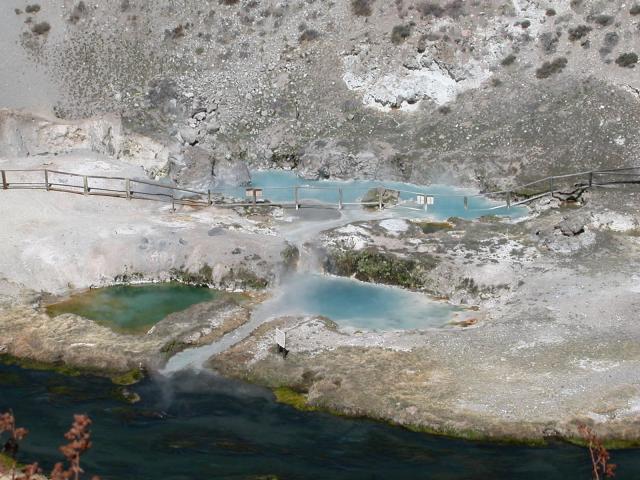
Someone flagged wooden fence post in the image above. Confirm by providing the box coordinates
[44,169,49,191]
[506,191,511,209]
[253,189,258,206]
[171,192,175,212]
[378,187,383,210]
[589,172,594,187]
[463,196,468,210]
[338,187,343,210]
[125,178,131,199]
[549,177,554,193]
[294,186,299,210]
[1,170,7,190]
[208,189,212,206]
[83,176,89,195]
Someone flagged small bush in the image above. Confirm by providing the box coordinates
[25,4,40,13]
[195,46,205,55]
[298,29,320,43]
[589,14,615,26]
[599,31,619,57]
[391,24,411,44]
[419,2,444,17]
[219,0,239,4]
[615,52,638,68]
[68,1,87,23]
[501,53,517,66]
[351,0,374,16]
[630,4,640,15]
[568,24,592,41]
[540,31,561,54]
[535,57,568,79]
[546,8,556,16]
[520,19,531,29]
[31,21,50,34]
[14,8,22,14]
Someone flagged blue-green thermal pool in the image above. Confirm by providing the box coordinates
[1,365,639,480]
[46,283,218,333]
[255,274,461,330]
[218,171,527,220]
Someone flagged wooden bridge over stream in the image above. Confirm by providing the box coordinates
[1,166,639,213]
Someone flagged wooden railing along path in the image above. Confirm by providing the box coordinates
[1,166,639,212]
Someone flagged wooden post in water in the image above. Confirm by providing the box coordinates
[44,169,50,191]
[253,189,258,206]
[463,196,468,210]
[294,186,299,210]
[338,187,343,210]
[83,176,89,195]
[125,178,131,199]
[506,191,512,209]
[378,187,383,210]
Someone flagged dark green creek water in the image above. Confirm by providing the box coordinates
[46,284,218,333]
[1,364,639,480]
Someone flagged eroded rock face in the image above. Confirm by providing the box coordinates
[213,157,251,187]
[0,109,122,158]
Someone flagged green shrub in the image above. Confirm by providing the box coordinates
[631,4,640,15]
[298,29,320,43]
[391,24,412,45]
[25,4,40,13]
[615,52,638,67]
[568,25,592,41]
[501,54,517,66]
[535,57,567,78]
[589,14,615,26]
[351,0,375,16]
[31,21,50,34]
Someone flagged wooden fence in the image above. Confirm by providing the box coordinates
[1,166,639,212]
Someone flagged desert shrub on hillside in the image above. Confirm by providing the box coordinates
[535,57,568,79]
[391,24,412,44]
[298,29,320,43]
[588,14,615,27]
[25,5,40,13]
[568,24,592,41]
[615,52,638,67]
[351,0,374,16]
[599,32,619,57]
[68,1,87,24]
[501,54,517,66]
[31,21,50,35]
[631,4,640,15]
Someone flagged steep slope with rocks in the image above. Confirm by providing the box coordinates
[2,0,639,189]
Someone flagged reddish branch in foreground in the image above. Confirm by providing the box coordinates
[0,411,99,480]
[578,424,616,479]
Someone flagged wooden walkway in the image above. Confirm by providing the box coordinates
[1,166,639,212]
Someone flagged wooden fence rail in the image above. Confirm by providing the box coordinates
[1,166,640,213]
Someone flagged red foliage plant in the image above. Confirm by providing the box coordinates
[0,411,99,480]
[578,424,616,479]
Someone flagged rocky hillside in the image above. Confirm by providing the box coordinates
[2,0,640,188]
